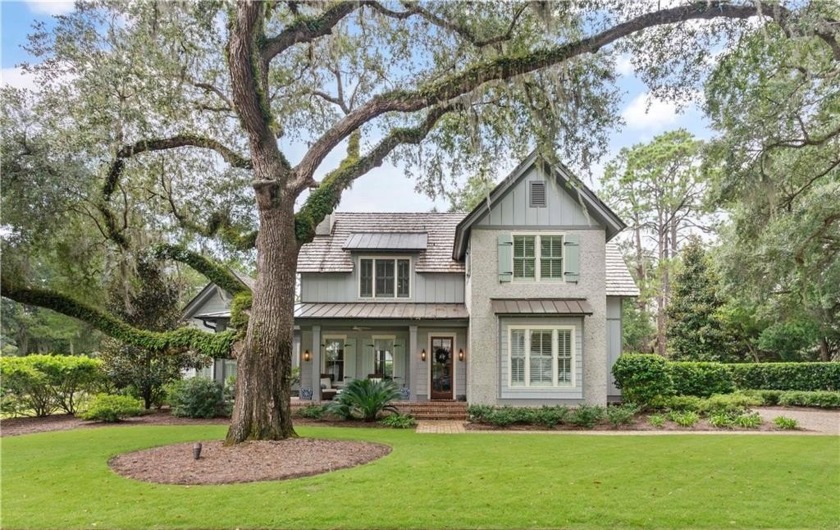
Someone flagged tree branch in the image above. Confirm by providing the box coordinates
[0,278,235,357]
[294,104,455,242]
[293,2,776,185]
[152,244,250,296]
[261,2,365,64]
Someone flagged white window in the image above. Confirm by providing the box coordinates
[512,234,564,281]
[359,258,411,298]
[324,337,345,382]
[509,326,574,387]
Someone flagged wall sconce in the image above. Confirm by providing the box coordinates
[303,349,311,362]
[420,349,426,362]
[458,349,465,362]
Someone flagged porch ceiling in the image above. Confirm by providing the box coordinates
[490,298,593,315]
[294,302,468,320]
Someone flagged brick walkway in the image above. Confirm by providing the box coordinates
[415,421,466,434]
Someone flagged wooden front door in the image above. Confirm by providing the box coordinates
[430,336,454,400]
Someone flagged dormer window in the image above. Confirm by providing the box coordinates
[360,258,410,298]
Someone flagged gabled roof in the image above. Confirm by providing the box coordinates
[452,151,627,260]
[181,268,254,321]
[606,243,640,297]
[298,212,465,273]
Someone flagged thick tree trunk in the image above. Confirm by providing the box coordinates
[225,186,298,444]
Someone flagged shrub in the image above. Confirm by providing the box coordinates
[648,414,666,428]
[296,404,327,419]
[733,412,762,429]
[777,391,840,409]
[605,403,638,427]
[668,362,735,397]
[467,404,494,423]
[327,378,400,421]
[532,406,570,428]
[0,355,105,417]
[651,395,704,412]
[708,412,735,428]
[742,389,784,406]
[773,416,799,430]
[568,405,605,429]
[702,393,762,414]
[168,378,226,418]
[669,410,699,427]
[612,354,674,407]
[484,408,518,427]
[379,413,417,429]
[728,363,840,392]
[79,394,143,422]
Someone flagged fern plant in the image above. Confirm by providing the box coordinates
[327,379,401,422]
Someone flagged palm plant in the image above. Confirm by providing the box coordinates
[327,379,401,422]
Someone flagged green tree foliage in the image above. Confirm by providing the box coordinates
[602,129,709,355]
[99,261,206,409]
[2,1,836,442]
[446,170,497,213]
[620,298,655,353]
[705,24,840,361]
[667,238,730,361]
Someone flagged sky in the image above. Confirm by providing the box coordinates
[1,0,712,212]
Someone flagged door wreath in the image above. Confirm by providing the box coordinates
[434,348,450,364]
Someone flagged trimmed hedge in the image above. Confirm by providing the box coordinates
[668,362,735,397]
[614,356,839,402]
[728,363,840,392]
[0,355,105,416]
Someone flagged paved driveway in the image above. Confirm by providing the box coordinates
[755,407,840,434]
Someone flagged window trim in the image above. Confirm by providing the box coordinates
[511,232,566,283]
[358,256,413,299]
[507,325,576,388]
[323,334,347,382]
[372,334,397,379]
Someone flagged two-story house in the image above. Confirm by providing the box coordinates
[184,151,639,405]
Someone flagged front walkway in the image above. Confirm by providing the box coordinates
[415,421,466,434]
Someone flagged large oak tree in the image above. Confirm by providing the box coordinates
[2,1,836,443]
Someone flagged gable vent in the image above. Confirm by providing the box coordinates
[529,181,546,208]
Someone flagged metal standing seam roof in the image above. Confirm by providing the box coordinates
[294,302,469,320]
[342,232,428,251]
[491,299,594,315]
[298,212,466,273]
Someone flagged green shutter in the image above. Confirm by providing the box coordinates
[497,233,513,283]
[564,233,580,283]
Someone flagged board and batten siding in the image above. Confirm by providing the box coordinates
[498,316,584,400]
[476,164,597,228]
[606,296,622,396]
[300,271,464,303]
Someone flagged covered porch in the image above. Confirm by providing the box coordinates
[295,302,468,402]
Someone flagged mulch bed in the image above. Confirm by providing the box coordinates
[0,411,230,437]
[109,438,391,485]
[464,415,784,432]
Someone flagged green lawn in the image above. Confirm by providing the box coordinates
[1,426,838,529]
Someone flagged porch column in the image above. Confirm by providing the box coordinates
[311,325,321,401]
[408,325,418,402]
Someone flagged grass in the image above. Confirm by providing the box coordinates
[1,426,838,529]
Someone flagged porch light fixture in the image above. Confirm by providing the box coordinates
[458,349,465,362]
[420,349,427,362]
[303,350,311,362]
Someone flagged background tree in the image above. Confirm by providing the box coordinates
[666,238,730,361]
[99,260,205,410]
[705,22,840,361]
[602,129,711,355]
[2,1,836,443]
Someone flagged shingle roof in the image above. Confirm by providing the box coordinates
[298,212,466,273]
[606,243,640,296]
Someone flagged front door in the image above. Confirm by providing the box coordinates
[430,336,454,400]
